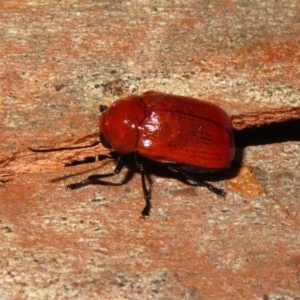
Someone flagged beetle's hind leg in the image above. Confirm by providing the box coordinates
[168,165,226,197]
[197,180,226,197]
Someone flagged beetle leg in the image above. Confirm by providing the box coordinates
[134,153,151,217]
[168,165,226,197]
[66,155,126,190]
[197,180,226,197]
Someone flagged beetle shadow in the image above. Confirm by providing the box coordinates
[128,155,240,192]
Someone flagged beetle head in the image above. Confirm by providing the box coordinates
[99,95,145,154]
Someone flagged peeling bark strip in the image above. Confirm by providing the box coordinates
[1,106,300,182]
[231,106,300,130]
[0,137,108,182]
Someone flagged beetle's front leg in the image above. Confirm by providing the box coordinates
[134,153,152,217]
[67,155,126,189]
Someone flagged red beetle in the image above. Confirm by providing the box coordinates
[68,91,235,216]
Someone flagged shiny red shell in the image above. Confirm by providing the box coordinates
[100,91,234,170]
